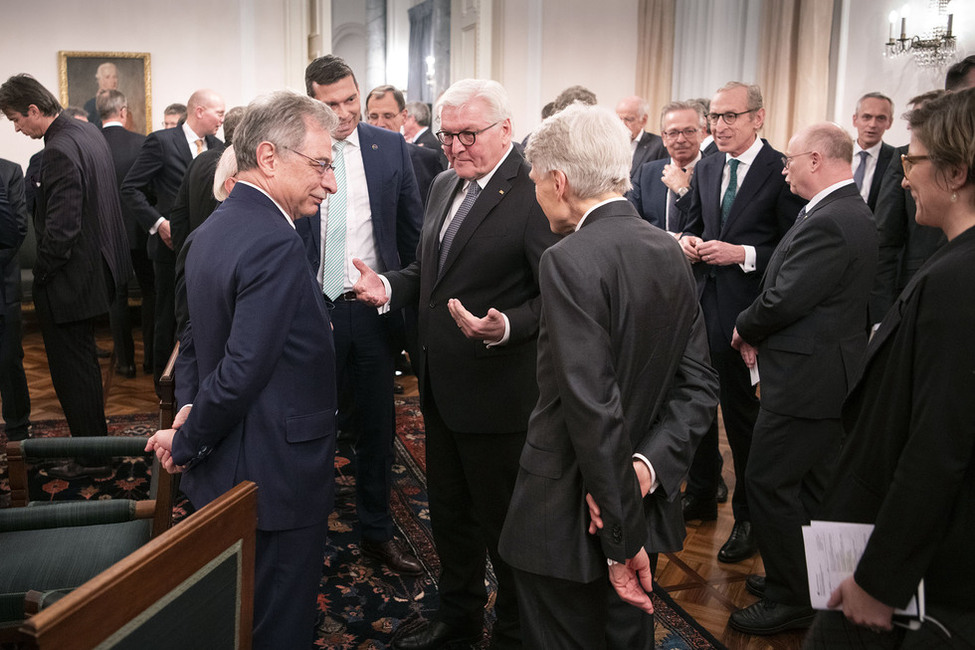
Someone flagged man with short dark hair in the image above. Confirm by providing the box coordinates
[945,54,975,91]
[0,74,130,476]
[301,55,424,578]
[161,102,186,129]
[851,92,895,211]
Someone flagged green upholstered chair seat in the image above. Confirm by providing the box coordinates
[0,500,138,532]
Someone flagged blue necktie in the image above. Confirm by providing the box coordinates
[853,150,869,193]
[438,181,480,277]
[721,159,740,228]
[322,140,348,300]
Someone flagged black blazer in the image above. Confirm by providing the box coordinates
[0,159,29,306]
[33,114,131,322]
[499,200,718,582]
[413,128,448,168]
[736,183,878,419]
[407,141,446,206]
[121,120,222,263]
[170,147,224,255]
[823,224,975,611]
[101,124,147,250]
[384,147,560,433]
[630,131,667,180]
[678,139,804,347]
[865,141,895,212]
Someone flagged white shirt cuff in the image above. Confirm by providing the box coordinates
[485,313,511,347]
[149,216,165,235]
[739,245,757,273]
[632,453,659,494]
[376,275,392,315]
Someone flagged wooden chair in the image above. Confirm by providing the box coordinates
[14,481,256,649]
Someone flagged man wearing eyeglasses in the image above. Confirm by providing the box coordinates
[628,100,708,233]
[354,78,560,650]
[676,82,803,570]
[616,95,667,180]
[300,55,425,578]
[729,122,877,635]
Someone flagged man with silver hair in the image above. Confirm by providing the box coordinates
[498,103,717,649]
[616,95,667,180]
[354,78,559,650]
[147,91,339,650]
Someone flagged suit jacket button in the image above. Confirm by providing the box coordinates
[612,526,623,543]
[429,301,436,309]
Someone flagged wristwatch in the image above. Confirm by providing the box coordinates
[676,186,689,198]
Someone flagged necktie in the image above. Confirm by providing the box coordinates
[194,139,204,156]
[721,158,740,227]
[853,150,869,192]
[439,181,481,277]
[322,140,348,300]
[795,206,807,224]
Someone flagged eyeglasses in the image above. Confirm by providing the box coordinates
[662,127,700,140]
[707,109,758,125]
[901,153,931,178]
[285,147,335,175]
[781,151,815,170]
[436,121,499,147]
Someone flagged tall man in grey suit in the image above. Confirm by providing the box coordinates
[851,92,895,211]
[678,82,803,561]
[0,74,130,476]
[498,103,718,649]
[729,123,878,635]
[354,78,560,650]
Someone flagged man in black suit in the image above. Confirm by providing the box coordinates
[365,85,446,205]
[301,56,424,578]
[729,122,877,634]
[98,89,152,378]
[404,100,449,168]
[851,92,895,211]
[616,95,667,180]
[628,100,707,233]
[0,75,130,475]
[121,88,224,386]
[0,157,30,441]
[354,78,560,650]
[498,103,718,649]
[170,105,245,255]
[678,82,804,563]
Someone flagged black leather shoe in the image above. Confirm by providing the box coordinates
[682,493,718,521]
[718,520,757,563]
[745,574,765,598]
[362,538,423,575]
[729,598,814,635]
[115,364,136,378]
[46,461,113,480]
[716,476,729,503]
[393,621,479,650]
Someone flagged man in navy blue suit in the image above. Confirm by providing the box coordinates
[301,55,424,576]
[147,91,339,650]
[628,100,708,233]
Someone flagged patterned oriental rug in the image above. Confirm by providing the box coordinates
[0,399,724,650]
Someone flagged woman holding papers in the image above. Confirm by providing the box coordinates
[804,88,975,648]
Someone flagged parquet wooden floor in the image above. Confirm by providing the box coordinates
[9,308,803,650]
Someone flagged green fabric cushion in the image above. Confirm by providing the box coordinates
[19,436,149,459]
[0,501,137,532]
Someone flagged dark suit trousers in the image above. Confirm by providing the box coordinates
[422,386,524,648]
[33,289,107,439]
[747,409,842,605]
[253,519,328,650]
[110,248,155,370]
[0,300,31,440]
[153,259,176,384]
[331,299,397,542]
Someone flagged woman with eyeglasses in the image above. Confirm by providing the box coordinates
[804,87,975,648]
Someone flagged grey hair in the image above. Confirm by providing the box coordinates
[855,91,894,117]
[659,100,706,130]
[437,79,512,124]
[801,122,854,164]
[527,103,632,198]
[97,89,126,120]
[406,101,431,127]
[233,90,338,173]
[213,145,237,202]
[717,81,764,111]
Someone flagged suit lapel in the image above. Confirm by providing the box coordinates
[357,124,390,257]
[722,142,774,237]
[700,155,725,235]
[426,173,463,287]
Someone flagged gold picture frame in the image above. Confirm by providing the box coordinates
[58,51,151,134]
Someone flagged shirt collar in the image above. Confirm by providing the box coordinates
[102,120,124,129]
[236,180,296,229]
[576,196,628,231]
[803,179,856,215]
[853,140,883,158]
[468,144,514,191]
[726,136,764,166]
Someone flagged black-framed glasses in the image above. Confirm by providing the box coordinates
[662,127,700,140]
[781,151,815,170]
[436,121,500,147]
[285,147,335,175]
[901,153,931,178]
[707,109,758,125]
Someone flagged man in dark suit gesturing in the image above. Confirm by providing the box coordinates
[354,79,560,650]
[677,82,803,561]
[729,123,877,634]
[121,88,224,385]
[146,91,339,649]
[498,103,718,649]
[301,56,424,576]
[0,75,130,477]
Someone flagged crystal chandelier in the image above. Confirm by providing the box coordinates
[885,0,957,67]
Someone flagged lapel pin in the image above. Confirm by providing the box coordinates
[371,144,379,150]
[499,189,505,195]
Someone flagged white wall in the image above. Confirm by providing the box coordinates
[0,0,298,172]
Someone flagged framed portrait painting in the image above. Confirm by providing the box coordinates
[58,51,151,134]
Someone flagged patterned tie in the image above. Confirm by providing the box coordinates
[795,206,807,224]
[194,139,204,156]
[438,181,481,277]
[322,140,348,300]
[853,150,869,192]
[721,158,740,228]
